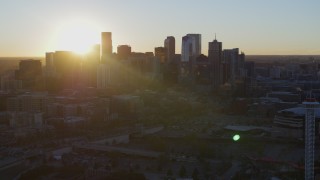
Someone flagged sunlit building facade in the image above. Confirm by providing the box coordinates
[117,45,131,60]
[83,44,100,87]
[52,51,80,89]
[45,52,55,77]
[181,34,201,62]
[164,36,175,63]
[45,52,54,69]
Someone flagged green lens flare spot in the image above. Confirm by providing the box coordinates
[233,134,240,141]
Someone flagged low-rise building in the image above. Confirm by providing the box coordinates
[9,112,43,128]
[7,92,49,112]
[111,95,143,120]
[273,106,320,138]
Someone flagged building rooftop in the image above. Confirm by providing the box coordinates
[224,125,273,132]
[268,91,296,95]
[278,106,320,117]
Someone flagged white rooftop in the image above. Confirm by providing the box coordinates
[224,125,273,132]
[279,106,320,117]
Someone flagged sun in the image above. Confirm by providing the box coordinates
[53,19,101,54]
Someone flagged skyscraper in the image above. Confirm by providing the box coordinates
[84,44,100,87]
[164,36,175,63]
[15,59,42,89]
[223,48,239,84]
[45,52,55,77]
[101,32,112,63]
[238,52,246,78]
[154,47,166,63]
[187,34,201,57]
[208,37,222,89]
[53,51,80,89]
[181,36,192,62]
[91,44,101,63]
[45,52,54,68]
[181,34,201,62]
[117,45,131,60]
[53,51,77,76]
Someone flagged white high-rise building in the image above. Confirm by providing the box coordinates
[181,34,201,62]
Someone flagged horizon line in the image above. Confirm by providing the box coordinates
[1,54,320,58]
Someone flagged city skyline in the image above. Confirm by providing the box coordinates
[0,0,320,56]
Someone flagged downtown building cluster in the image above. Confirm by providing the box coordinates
[0,32,249,132]
[179,34,246,91]
[0,32,248,94]
[44,32,164,92]
[42,32,247,92]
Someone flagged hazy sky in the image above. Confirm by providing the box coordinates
[0,0,319,56]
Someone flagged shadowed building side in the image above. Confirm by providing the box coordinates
[15,59,43,90]
[164,36,175,63]
[208,37,222,90]
[101,32,112,64]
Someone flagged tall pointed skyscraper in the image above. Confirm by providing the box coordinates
[208,36,222,89]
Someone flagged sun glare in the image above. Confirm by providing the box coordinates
[53,19,101,54]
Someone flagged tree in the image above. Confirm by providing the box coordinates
[167,168,173,177]
[158,154,170,167]
[192,168,199,180]
[179,165,186,178]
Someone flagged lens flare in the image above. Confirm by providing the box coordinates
[233,134,240,141]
